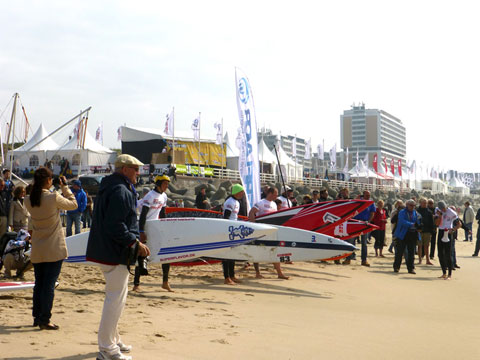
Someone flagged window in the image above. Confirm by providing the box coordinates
[29,155,39,167]
[51,154,61,165]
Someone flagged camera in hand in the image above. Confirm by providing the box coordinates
[137,256,149,276]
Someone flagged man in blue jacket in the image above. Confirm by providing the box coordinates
[393,199,422,274]
[86,154,150,360]
[66,180,87,237]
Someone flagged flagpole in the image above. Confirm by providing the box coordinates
[221,118,224,177]
[198,112,201,176]
[172,107,175,166]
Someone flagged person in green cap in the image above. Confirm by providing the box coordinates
[222,183,245,285]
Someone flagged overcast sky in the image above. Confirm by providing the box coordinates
[1,0,479,171]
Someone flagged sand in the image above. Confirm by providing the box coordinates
[1,225,480,360]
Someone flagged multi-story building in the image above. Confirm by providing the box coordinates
[340,103,406,173]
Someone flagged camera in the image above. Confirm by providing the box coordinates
[137,256,149,276]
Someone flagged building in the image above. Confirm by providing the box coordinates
[340,103,406,174]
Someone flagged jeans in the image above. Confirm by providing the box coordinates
[32,260,63,325]
[393,232,417,271]
[98,264,130,356]
[465,222,473,241]
[83,211,92,228]
[66,212,82,237]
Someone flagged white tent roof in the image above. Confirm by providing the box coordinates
[121,125,218,143]
[449,177,468,188]
[224,131,238,158]
[14,124,59,152]
[57,130,115,153]
[258,139,278,164]
[276,145,296,167]
[349,166,378,178]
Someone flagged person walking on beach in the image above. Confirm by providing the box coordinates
[417,198,434,265]
[372,200,387,257]
[86,154,150,360]
[393,199,422,274]
[25,168,78,330]
[249,187,289,279]
[463,201,474,241]
[435,201,460,279]
[222,184,245,285]
[134,175,171,292]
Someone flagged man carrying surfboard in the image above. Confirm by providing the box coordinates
[134,174,171,292]
[222,183,245,285]
[86,154,150,360]
[249,187,289,280]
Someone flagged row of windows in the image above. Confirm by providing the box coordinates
[28,154,81,167]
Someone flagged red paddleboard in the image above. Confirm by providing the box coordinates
[326,219,379,240]
[0,281,35,292]
[166,199,373,234]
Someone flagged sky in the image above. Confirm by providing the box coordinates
[1,0,479,171]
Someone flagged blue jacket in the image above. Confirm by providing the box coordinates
[394,208,421,241]
[67,188,87,214]
[86,173,139,265]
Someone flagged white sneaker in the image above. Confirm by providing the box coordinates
[118,342,132,353]
[96,351,132,360]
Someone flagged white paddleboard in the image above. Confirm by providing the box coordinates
[213,224,356,263]
[0,281,35,292]
[66,218,277,265]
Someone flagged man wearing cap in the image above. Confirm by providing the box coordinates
[134,175,171,292]
[222,183,245,285]
[66,180,87,237]
[278,186,293,209]
[86,154,150,360]
[435,201,458,279]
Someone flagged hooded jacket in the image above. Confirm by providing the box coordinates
[86,173,139,265]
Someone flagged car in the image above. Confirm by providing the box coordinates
[72,175,105,197]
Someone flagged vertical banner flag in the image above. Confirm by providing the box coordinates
[329,144,336,170]
[373,154,378,173]
[398,159,402,177]
[363,152,369,168]
[164,110,174,136]
[305,138,311,160]
[317,142,324,160]
[95,124,103,143]
[192,117,200,141]
[355,150,360,176]
[292,136,297,158]
[214,122,223,145]
[235,68,260,210]
[390,158,395,175]
[343,148,349,174]
[117,127,122,142]
[383,157,388,173]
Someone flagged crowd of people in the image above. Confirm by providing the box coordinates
[1,154,479,360]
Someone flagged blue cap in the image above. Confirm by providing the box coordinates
[73,180,82,187]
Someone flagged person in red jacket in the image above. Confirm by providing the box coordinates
[372,200,388,257]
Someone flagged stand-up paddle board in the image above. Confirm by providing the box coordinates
[254,200,373,233]
[213,224,356,263]
[0,281,35,292]
[65,218,277,264]
[327,219,379,240]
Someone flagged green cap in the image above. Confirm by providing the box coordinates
[232,184,245,195]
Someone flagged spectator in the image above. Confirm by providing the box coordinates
[372,200,387,257]
[83,192,93,229]
[0,179,8,239]
[8,186,29,232]
[388,200,405,254]
[311,190,320,203]
[195,186,209,209]
[66,180,87,237]
[25,169,77,330]
[302,195,313,205]
[319,188,329,201]
[463,201,475,242]
[278,186,293,209]
[417,198,434,265]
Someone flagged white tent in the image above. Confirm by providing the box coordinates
[225,131,239,171]
[449,177,470,196]
[10,124,59,170]
[276,145,303,181]
[47,130,116,174]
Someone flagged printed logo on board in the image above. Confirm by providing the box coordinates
[228,225,254,241]
[323,212,341,224]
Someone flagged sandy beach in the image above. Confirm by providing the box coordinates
[1,225,480,360]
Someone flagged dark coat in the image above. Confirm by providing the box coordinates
[86,173,139,265]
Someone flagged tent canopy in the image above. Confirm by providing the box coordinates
[258,139,278,164]
[14,124,59,152]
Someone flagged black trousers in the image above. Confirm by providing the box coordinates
[222,260,235,279]
[134,259,170,286]
[430,230,437,258]
[32,260,63,325]
[437,230,453,276]
[393,232,417,271]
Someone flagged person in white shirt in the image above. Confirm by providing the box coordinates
[134,175,170,292]
[222,184,245,285]
[249,187,289,280]
[277,186,293,209]
[435,201,459,279]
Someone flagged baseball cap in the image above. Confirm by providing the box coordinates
[72,180,82,187]
[283,185,292,192]
[232,184,245,195]
[114,154,144,168]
